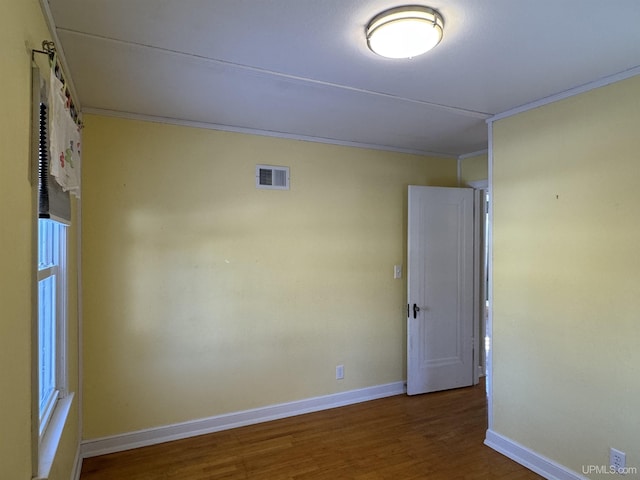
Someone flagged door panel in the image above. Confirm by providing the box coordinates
[407,186,474,395]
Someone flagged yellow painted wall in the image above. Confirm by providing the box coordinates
[460,152,488,185]
[492,75,640,477]
[81,114,457,439]
[0,1,80,479]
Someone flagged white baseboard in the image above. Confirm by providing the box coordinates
[485,429,588,480]
[81,381,405,458]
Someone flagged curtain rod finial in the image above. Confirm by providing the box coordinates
[42,40,56,56]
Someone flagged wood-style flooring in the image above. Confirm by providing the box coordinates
[80,380,542,479]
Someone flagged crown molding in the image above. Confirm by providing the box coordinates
[458,149,488,160]
[489,66,640,124]
[83,108,458,158]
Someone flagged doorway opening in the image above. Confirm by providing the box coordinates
[406,182,490,395]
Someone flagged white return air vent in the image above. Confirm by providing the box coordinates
[256,165,290,190]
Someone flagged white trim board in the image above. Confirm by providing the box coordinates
[83,107,458,159]
[458,149,488,160]
[81,381,405,458]
[71,446,82,480]
[467,179,488,189]
[485,430,588,480]
[486,120,494,430]
[488,65,640,124]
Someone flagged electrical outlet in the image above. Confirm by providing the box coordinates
[336,364,344,380]
[610,447,626,474]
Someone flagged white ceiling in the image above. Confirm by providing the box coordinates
[48,0,640,157]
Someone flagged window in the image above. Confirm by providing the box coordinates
[37,218,67,437]
[31,62,77,478]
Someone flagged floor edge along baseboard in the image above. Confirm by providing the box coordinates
[81,381,405,458]
[484,429,588,480]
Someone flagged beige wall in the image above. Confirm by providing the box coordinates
[81,114,457,439]
[460,152,488,185]
[492,75,640,477]
[0,1,80,479]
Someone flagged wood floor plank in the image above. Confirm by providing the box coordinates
[80,381,543,479]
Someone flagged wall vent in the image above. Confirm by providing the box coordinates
[256,165,290,190]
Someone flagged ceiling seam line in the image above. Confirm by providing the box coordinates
[56,27,492,120]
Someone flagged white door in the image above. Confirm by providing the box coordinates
[407,186,474,395]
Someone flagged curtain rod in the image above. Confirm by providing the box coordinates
[32,40,82,127]
[31,39,56,61]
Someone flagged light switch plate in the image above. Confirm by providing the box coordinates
[394,264,402,279]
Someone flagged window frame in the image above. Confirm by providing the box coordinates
[37,218,68,440]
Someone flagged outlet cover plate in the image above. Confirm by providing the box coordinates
[610,447,626,473]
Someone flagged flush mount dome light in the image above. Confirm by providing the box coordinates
[366,5,444,59]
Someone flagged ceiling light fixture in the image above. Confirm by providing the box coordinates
[366,5,444,59]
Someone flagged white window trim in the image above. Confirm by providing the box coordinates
[34,220,70,480]
[37,220,69,441]
[55,221,68,406]
[36,393,74,480]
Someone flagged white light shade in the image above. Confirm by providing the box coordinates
[367,6,444,59]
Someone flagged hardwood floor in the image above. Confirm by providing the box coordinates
[80,381,542,479]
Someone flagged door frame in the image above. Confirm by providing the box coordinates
[468,179,489,389]
[463,156,493,433]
